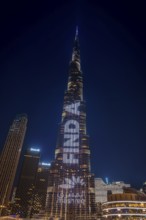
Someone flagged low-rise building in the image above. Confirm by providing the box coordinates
[102,187,146,219]
[95,178,130,203]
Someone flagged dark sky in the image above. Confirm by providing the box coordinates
[0,0,146,188]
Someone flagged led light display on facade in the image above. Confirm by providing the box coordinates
[63,102,80,164]
[46,28,96,220]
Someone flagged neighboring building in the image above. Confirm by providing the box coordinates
[102,187,146,219]
[32,162,50,215]
[142,181,146,194]
[95,178,130,203]
[0,114,27,208]
[46,28,96,220]
[13,148,40,218]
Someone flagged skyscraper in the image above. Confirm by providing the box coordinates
[0,114,27,209]
[13,148,40,218]
[46,28,96,220]
[33,162,50,215]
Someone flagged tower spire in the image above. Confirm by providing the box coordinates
[75,25,78,40]
[72,26,80,70]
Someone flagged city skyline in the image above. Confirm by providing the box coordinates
[0,1,146,189]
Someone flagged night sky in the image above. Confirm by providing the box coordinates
[0,0,146,189]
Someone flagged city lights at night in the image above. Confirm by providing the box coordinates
[30,148,40,152]
[0,1,146,219]
[41,162,51,166]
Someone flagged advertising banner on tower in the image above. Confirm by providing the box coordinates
[63,101,80,164]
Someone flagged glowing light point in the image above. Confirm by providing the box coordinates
[42,162,51,166]
[30,148,40,152]
[105,177,109,184]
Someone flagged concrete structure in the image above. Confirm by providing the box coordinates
[95,178,130,203]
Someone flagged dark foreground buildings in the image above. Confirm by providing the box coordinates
[0,114,27,209]
[13,148,40,217]
[13,149,50,217]
[46,28,96,220]
[33,162,50,215]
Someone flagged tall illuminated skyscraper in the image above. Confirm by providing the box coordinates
[0,114,27,208]
[46,28,96,220]
[13,148,40,218]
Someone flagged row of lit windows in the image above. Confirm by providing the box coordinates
[102,201,146,209]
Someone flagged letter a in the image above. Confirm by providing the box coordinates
[65,102,80,115]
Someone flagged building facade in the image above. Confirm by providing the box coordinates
[95,178,130,203]
[0,114,27,208]
[13,148,40,218]
[142,182,146,194]
[46,28,96,220]
[102,187,146,219]
[32,162,50,215]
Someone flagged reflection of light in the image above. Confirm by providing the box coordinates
[42,162,51,166]
[30,148,40,152]
[0,205,5,208]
